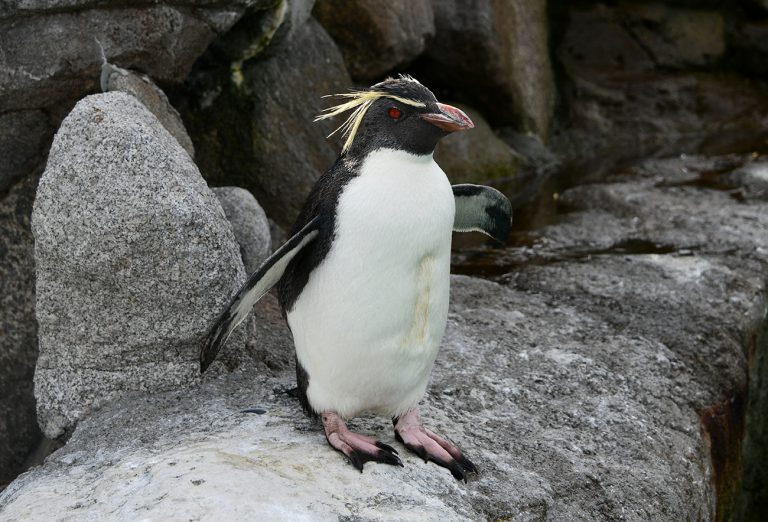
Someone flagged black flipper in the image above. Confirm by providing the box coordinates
[200,217,321,372]
[452,184,513,244]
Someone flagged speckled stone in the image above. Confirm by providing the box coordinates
[31,92,246,439]
[211,187,271,274]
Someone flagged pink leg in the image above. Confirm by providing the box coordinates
[322,411,403,472]
[394,408,477,482]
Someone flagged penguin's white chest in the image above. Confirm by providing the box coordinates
[288,149,455,418]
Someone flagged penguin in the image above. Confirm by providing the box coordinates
[201,75,512,481]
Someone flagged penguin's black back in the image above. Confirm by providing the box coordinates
[277,157,357,314]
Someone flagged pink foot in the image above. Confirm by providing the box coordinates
[322,411,403,472]
[394,408,478,482]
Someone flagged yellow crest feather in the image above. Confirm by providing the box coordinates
[315,90,426,153]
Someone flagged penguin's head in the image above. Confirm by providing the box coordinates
[316,75,474,157]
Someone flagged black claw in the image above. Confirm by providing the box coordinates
[457,456,478,475]
[345,451,364,473]
[339,445,403,472]
[377,449,404,467]
[397,437,477,482]
[425,455,468,482]
[446,459,468,482]
[375,441,399,455]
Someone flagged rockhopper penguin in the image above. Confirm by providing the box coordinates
[201,75,512,481]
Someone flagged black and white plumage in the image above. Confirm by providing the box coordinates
[201,76,512,481]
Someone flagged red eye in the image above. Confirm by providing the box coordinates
[388,107,401,120]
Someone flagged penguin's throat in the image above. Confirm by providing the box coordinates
[360,147,434,170]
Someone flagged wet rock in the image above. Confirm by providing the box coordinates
[0,111,52,195]
[423,0,554,136]
[434,104,522,185]
[212,187,271,273]
[0,172,42,487]
[32,92,245,439]
[557,3,724,72]
[727,19,768,79]
[180,18,350,228]
[101,63,195,158]
[622,4,725,68]
[314,0,435,81]
[553,4,768,177]
[4,153,768,519]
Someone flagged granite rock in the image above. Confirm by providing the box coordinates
[32,92,246,439]
[212,187,271,273]
[0,0,271,193]
[101,63,195,158]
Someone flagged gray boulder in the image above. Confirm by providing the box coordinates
[101,63,195,158]
[32,92,246,439]
[181,18,351,228]
[0,0,275,478]
[314,0,435,81]
[424,0,555,137]
[212,187,271,273]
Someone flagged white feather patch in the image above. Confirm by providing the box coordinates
[288,148,455,418]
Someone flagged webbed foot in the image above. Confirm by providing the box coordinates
[322,411,403,472]
[394,408,477,482]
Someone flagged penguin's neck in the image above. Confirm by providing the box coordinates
[352,147,435,178]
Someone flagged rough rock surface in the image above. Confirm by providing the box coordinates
[0,172,42,487]
[2,153,766,519]
[181,18,350,228]
[0,0,273,481]
[434,104,522,185]
[32,92,246,439]
[621,3,725,68]
[423,0,555,136]
[314,0,435,81]
[727,19,768,79]
[101,63,195,158]
[0,0,270,190]
[212,187,271,273]
[552,3,768,174]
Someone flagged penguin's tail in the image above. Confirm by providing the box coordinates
[200,308,239,373]
[199,216,322,373]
